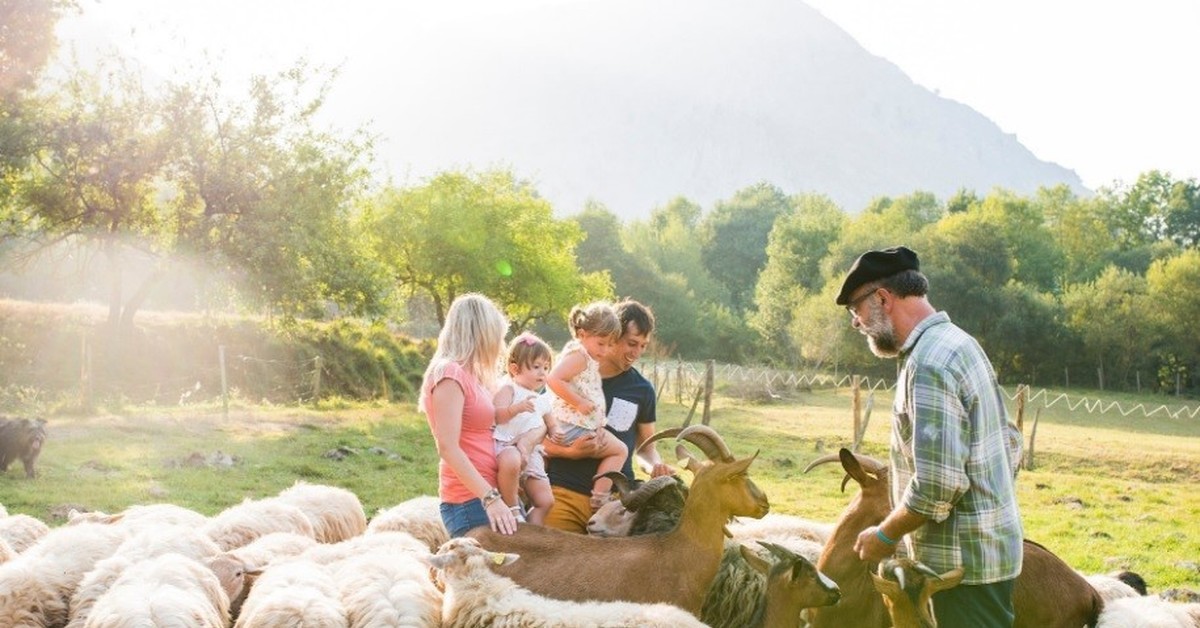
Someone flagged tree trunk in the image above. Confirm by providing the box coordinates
[118,265,166,328]
[105,242,123,329]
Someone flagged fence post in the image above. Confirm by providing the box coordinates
[676,364,683,405]
[80,331,93,412]
[312,355,322,406]
[1177,371,1183,397]
[1025,408,1042,470]
[1136,371,1141,394]
[851,375,861,450]
[219,345,228,420]
[1064,367,1069,389]
[1015,384,1027,435]
[702,360,714,426]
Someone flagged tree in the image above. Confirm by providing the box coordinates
[625,196,726,304]
[1062,266,1156,390]
[371,169,609,328]
[751,193,845,363]
[700,182,791,312]
[165,63,388,319]
[1146,249,1200,391]
[8,57,173,329]
[0,0,72,173]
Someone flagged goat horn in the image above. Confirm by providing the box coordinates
[894,565,906,591]
[912,561,943,580]
[758,540,799,562]
[598,471,635,501]
[803,453,843,473]
[622,475,678,511]
[677,425,734,462]
[675,443,704,473]
[636,427,682,454]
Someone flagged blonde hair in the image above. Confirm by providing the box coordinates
[567,301,621,340]
[506,332,553,372]
[421,294,508,403]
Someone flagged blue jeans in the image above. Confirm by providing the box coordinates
[933,578,1016,628]
[440,499,490,538]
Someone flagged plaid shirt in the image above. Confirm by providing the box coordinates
[891,311,1024,584]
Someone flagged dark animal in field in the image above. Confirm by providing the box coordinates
[0,416,47,478]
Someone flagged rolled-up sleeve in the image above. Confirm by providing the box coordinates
[901,362,970,523]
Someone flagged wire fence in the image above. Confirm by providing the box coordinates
[642,360,1200,421]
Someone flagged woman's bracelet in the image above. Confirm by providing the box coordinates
[876,527,897,546]
[482,487,502,507]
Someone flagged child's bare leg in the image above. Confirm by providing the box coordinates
[523,477,554,526]
[496,446,523,507]
[590,436,629,507]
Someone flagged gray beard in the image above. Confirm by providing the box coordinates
[860,303,900,358]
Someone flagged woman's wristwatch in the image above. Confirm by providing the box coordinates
[482,487,502,507]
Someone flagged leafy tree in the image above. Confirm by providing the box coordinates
[986,283,1065,385]
[0,0,72,173]
[1146,249,1200,390]
[1062,266,1155,390]
[1037,185,1118,285]
[625,196,726,304]
[165,64,387,319]
[751,193,845,363]
[973,189,1063,292]
[700,182,791,312]
[7,57,173,328]
[371,169,609,328]
[920,211,1012,338]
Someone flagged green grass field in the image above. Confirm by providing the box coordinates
[3,386,1197,593]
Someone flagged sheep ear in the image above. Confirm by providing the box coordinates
[422,553,450,569]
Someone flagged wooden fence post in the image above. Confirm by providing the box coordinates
[1025,408,1042,470]
[80,331,93,412]
[219,345,228,420]
[851,375,861,450]
[312,355,322,405]
[1015,384,1027,435]
[702,360,714,426]
[676,364,683,405]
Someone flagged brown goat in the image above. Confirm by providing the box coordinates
[806,448,1103,628]
[468,424,770,616]
[739,540,841,628]
[872,557,964,628]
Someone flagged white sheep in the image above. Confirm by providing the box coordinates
[332,553,442,628]
[1097,595,1200,627]
[203,497,317,551]
[0,514,50,553]
[221,532,320,621]
[366,495,449,552]
[1082,572,1142,602]
[275,482,368,544]
[426,537,707,628]
[67,503,208,530]
[0,521,128,627]
[728,513,833,546]
[234,559,349,628]
[67,525,224,628]
[300,531,428,567]
[82,552,231,628]
[0,538,13,565]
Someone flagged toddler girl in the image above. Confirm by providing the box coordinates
[545,301,629,510]
[492,332,560,525]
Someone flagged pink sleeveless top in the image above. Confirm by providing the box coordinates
[422,361,498,504]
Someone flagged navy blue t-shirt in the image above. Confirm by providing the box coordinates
[546,366,657,496]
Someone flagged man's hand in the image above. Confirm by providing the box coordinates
[854,525,898,563]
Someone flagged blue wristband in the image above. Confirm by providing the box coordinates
[876,528,896,546]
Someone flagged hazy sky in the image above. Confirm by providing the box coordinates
[56,0,1199,191]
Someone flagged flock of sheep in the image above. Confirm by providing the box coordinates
[0,424,1196,627]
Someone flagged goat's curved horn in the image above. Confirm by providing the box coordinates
[622,475,678,511]
[894,565,906,591]
[912,561,943,580]
[675,443,704,474]
[636,427,682,454]
[598,471,636,501]
[803,453,843,474]
[677,425,734,462]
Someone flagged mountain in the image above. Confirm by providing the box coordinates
[337,0,1087,219]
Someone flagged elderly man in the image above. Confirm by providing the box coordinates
[838,246,1024,628]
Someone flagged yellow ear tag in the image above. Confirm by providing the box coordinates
[490,553,505,565]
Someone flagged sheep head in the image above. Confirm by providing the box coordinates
[587,473,686,537]
[427,537,518,581]
[871,558,963,628]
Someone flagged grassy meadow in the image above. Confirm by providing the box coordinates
[1,385,1197,593]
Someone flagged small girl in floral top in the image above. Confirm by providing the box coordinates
[545,301,629,510]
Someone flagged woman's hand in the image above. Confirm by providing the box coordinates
[486,495,518,535]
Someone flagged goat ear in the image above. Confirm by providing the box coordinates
[871,571,902,596]
[930,568,964,592]
[739,544,770,575]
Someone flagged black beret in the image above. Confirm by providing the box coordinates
[835,246,920,305]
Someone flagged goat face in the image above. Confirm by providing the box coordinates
[702,454,769,519]
[871,558,963,628]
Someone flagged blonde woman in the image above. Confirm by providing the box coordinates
[420,293,518,536]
